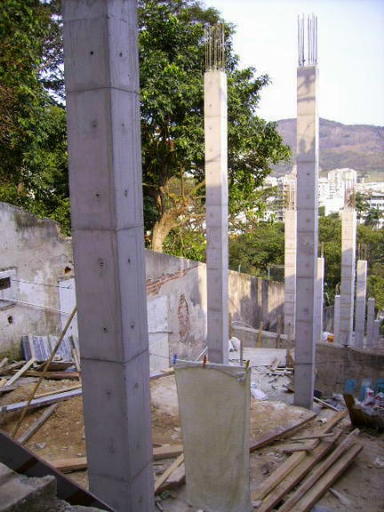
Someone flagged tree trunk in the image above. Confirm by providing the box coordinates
[151,210,179,252]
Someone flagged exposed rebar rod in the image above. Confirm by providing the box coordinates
[205,24,225,71]
[298,14,318,67]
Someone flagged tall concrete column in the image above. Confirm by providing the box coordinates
[284,207,297,338]
[339,208,357,346]
[366,297,376,349]
[294,14,319,409]
[334,294,341,342]
[62,2,154,510]
[354,260,367,348]
[374,320,381,344]
[314,256,324,343]
[204,27,228,364]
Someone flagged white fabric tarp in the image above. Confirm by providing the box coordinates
[175,361,252,512]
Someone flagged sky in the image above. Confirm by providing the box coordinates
[206,0,384,126]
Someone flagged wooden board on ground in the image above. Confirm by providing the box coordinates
[251,410,348,503]
[278,429,359,512]
[17,404,58,444]
[277,442,315,453]
[255,431,343,512]
[51,444,184,473]
[5,358,35,387]
[154,454,184,494]
[20,370,80,380]
[249,412,317,452]
[156,463,186,493]
[293,443,362,512]
[0,388,82,414]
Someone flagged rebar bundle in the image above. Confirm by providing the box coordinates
[298,14,318,67]
[205,24,225,71]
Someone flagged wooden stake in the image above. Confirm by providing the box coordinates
[17,404,58,444]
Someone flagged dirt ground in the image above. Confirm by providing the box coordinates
[1,374,383,511]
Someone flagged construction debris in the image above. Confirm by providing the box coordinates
[0,388,82,414]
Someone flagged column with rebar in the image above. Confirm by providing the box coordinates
[204,25,229,363]
[294,14,319,409]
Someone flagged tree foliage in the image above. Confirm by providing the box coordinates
[138,0,290,251]
[0,0,69,231]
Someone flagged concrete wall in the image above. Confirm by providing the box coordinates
[145,250,284,360]
[0,203,284,360]
[0,203,73,356]
[315,342,384,395]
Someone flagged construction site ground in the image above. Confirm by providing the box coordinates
[1,374,383,512]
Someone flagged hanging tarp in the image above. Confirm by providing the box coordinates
[175,360,252,512]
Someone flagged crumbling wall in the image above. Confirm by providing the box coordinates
[0,203,285,361]
[145,251,284,359]
[0,203,74,357]
[315,343,384,394]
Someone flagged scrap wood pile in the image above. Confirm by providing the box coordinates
[252,409,362,511]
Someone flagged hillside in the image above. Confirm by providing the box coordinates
[274,118,384,179]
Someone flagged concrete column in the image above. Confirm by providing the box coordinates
[374,319,381,344]
[354,260,367,348]
[62,2,154,510]
[204,70,228,364]
[366,297,375,349]
[284,208,296,338]
[334,294,341,342]
[314,257,324,343]
[339,208,357,346]
[294,64,319,409]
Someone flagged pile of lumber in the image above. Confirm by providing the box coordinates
[252,410,362,511]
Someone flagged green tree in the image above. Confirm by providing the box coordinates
[139,0,290,251]
[229,222,284,278]
[0,0,69,231]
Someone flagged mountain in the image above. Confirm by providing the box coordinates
[274,118,384,179]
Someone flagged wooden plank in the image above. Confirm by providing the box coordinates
[255,431,343,512]
[251,410,347,502]
[313,396,339,412]
[290,433,334,441]
[0,357,8,368]
[17,404,58,444]
[21,370,80,380]
[278,429,359,512]
[252,451,307,502]
[35,385,82,399]
[153,444,183,460]
[51,445,184,473]
[0,388,82,414]
[293,443,362,512]
[50,457,87,473]
[249,412,317,452]
[0,384,17,394]
[5,358,35,387]
[156,463,185,493]
[277,442,315,453]
[154,454,184,494]
[0,361,24,376]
